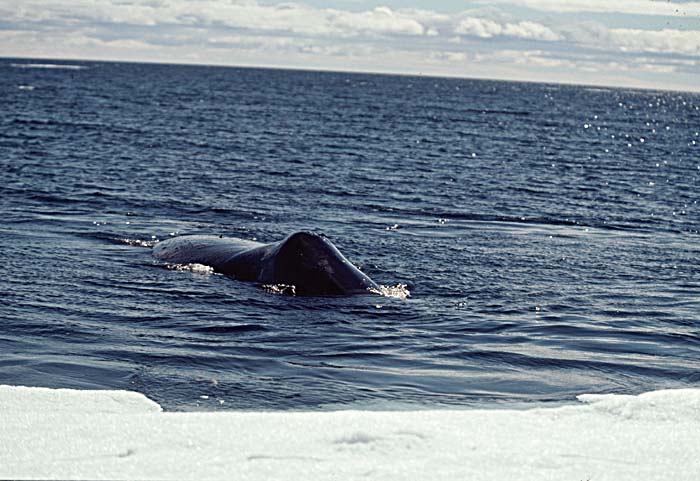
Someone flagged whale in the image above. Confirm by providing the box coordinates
[152,231,380,296]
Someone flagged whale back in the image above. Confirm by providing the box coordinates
[265,232,378,295]
[153,232,379,296]
[152,235,263,268]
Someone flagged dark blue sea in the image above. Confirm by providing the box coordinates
[2,59,699,411]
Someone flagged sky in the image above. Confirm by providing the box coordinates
[1,0,699,91]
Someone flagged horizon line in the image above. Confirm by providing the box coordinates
[4,54,699,96]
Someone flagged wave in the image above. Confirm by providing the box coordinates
[359,203,692,235]
[9,117,144,135]
[10,63,86,70]
[192,324,267,334]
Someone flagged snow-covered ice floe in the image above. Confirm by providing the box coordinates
[1,385,699,480]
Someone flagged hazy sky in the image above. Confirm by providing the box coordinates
[1,0,699,91]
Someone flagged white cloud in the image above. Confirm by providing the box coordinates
[607,28,700,55]
[78,37,157,50]
[563,23,700,56]
[206,34,381,58]
[478,0,700,17]
[3,1,694,55]
[0,1,438,37]
[453,16,700,57]
[455,17,561,41]
[472,48,682,76]
[0,0,699,92]
[429,51,469,62]
[505,21,560,41]
[455,18,503,38]
[329,7,429,36]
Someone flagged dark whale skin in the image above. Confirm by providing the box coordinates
[152,232,380,296]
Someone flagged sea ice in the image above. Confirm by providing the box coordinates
[1,385,698,480]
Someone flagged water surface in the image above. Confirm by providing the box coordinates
[2,59,699,410]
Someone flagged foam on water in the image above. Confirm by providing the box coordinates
[119,238,159,247]
[371,283,411,299]
[10,63,86,70]
[262,283,297,295]
[166,263,215,275]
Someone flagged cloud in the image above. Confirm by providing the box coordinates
[329,7,430,36]
[563,23,700,56]
[453,16,700,57]
[455,18,503,38]
[206,34,381,58]
[472,49,682,76]
[455,17,561,41]
[605,27,700,56]
[477,0,700,17]
[429,51,469,62]
[0,1,438,37]
[4,1,694,56]
[0,0,699,92]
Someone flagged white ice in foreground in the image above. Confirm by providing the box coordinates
[1,385,699,480]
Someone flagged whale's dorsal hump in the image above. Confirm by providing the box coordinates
[271,231,378,295]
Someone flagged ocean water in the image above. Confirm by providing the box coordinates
[1,59,699,411]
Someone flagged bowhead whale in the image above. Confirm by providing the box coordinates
[152,232,380,296]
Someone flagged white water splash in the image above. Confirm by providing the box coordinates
[120,238,158,248]
[370,283,410,300]
[262,284,297,295]
[167,263,214,275]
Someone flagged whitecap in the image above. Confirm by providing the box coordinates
[11,63,86,70]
